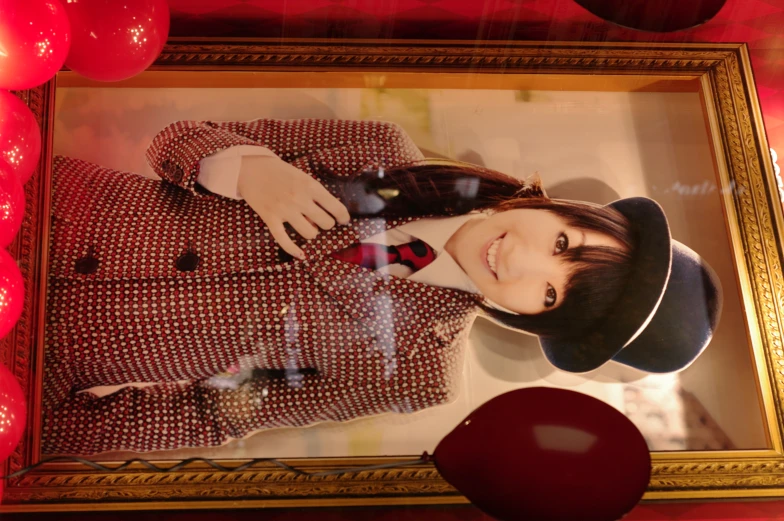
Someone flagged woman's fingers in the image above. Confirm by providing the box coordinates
[243,170,352,259]
[303,202,337,230]
[286,212,320,241]
[266,220,305,259]
[311,183,351,224]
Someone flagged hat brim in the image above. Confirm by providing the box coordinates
[539,197,672,373]
[611,240,723,373]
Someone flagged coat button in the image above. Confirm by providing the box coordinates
[176,251,200,272]
[75,247,99,275]
[172,166,184,183]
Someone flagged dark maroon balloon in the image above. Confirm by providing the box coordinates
[573,0,727,33]
[434,388,651,521]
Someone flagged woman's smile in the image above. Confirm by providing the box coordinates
[445,208,627,315]
[485,233,505,278]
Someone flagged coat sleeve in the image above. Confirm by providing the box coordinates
[42,363,449,455]
[145,118,424,196]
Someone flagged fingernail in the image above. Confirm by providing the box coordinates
[296,251,306,260]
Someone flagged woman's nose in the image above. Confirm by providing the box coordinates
[502,241,551,280]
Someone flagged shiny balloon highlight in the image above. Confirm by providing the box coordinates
[63,0,170,82]
[0,0,71,90]
[0,249,23,340]
[0,363,25,464]
[0,163,25,248]
[0,91,41,185]
[434,387,651,521]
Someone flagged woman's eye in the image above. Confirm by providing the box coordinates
[554,233,569,254]
[544,284,557,308]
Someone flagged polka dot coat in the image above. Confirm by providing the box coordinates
[42,119,481,455]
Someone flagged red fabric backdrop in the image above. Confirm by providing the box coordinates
[8,1,783,519]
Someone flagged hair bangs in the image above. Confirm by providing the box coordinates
[482,244,633,339]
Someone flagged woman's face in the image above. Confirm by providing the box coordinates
[445,208,625,315]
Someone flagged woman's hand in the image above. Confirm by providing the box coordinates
[238,154,351,259]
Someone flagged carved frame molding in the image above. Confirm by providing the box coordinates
[2,40,782,511]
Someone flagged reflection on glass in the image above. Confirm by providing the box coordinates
[533,425,598,454]
[42,86,765,459]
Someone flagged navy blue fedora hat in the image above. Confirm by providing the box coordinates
[539,197,723,374]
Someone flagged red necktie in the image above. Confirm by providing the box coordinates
[330,239,436,272]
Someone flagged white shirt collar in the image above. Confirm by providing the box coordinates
[400,215,516,314]
[397,214,482,294]
[362,214,516,314]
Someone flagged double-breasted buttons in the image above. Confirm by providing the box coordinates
[176,242,201,272]
[75,246,99,275]
[45,119,468,455]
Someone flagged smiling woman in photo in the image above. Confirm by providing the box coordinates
[42,118,722,454]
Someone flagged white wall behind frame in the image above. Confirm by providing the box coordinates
[52,86,765,458]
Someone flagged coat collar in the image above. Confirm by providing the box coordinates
[303,253,478,353]
[299,215,480,346]
[297,215,418,260]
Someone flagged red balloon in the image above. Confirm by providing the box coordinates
[0,91,41,185]
[0,363,25,463]
[0,249,23,340]
[0,163,24,247]
[0,0,71,90]
[434,388,651,521]
[63,0,170,82]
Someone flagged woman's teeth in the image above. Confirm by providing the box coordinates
[487,237,503,275]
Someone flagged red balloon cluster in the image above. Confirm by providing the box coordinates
[0,0,170,496]
[0,91,32,346]
[0,91,41,185]
[1,0,170,87]
[0,0,71,90]
[0,0,171,503]
[0,363,25,464]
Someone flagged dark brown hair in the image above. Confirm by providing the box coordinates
[480,198,633,338]
[317,159,635,338]
[318,159,547,217]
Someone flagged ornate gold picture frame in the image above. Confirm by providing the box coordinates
[2,39,783,511]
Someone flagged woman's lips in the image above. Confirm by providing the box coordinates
[482,233,505,279]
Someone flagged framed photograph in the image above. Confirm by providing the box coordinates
[2,40,783,511]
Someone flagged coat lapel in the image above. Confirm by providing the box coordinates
[297,215,418,260]
[301,215,479,352]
